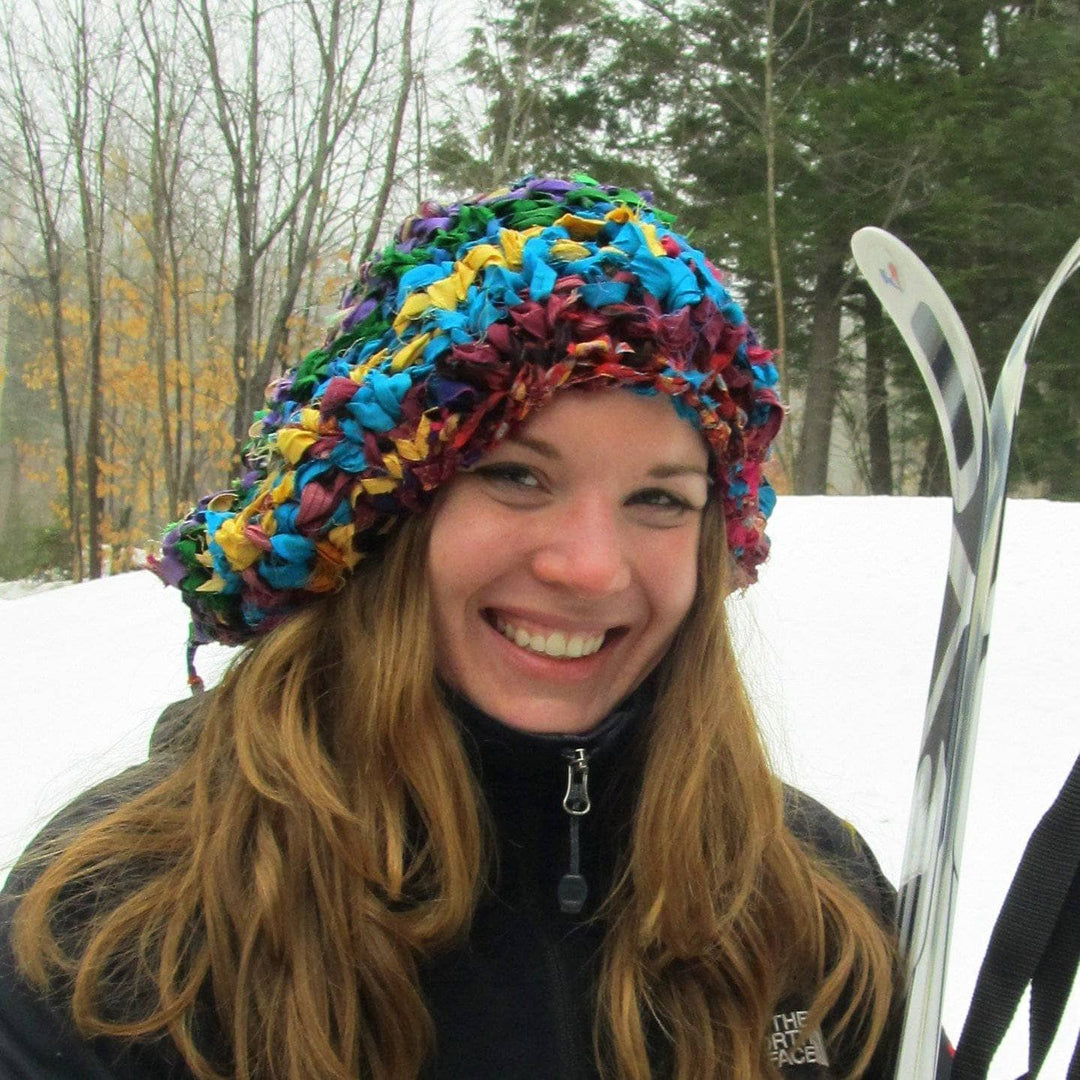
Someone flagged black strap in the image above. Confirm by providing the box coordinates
[951,754,1080,1080]
[1030,860,1080,1075]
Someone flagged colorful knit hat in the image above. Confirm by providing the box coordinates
[151,175,784,663]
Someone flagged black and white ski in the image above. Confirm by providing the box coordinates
[850,226,1080,1080]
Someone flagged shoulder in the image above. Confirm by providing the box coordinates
[148,693,207,757]
[777,788,904,1078]
[4,763,164,903]
[2,692,204,933]
[0,810,130,1080]
[0,888,119,1079]
[0,698,208,1079]
[6,694,205,898]
[0,890,193,1080]
[781,785,896,923]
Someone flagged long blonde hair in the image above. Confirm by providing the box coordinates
[596,502,896,1078]
[13,502,895,1079]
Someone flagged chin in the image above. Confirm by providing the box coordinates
[488,702,609,735]
[461,672,640,734]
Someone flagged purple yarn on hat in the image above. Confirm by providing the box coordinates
[150,174,784,647]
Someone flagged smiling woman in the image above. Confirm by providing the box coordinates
[429,392,707,734]
[1,176,916,1080]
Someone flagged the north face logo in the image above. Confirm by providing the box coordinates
[768,1009,830,1069]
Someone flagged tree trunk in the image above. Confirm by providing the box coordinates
[945,0,987,77]
[70,0,112,579]
[494,0,544,180]
[795,243,846,494]
[45,273,84,581]
[861,287,893,495]
[231,254,257,462]
[357,0,416,263]
[919,434,949,495]
[169,220,186,512]
[83,251,104,578]
[193,0,392,468]
[139,3,180,521]
[762,0,793,480]
[5,26,86,578]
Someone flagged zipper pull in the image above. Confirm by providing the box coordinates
[559,748,591,914]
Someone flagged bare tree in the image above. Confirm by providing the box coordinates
[61,0,124,576]
[358,0,417,263]
[0,6,84,579]
[256,0,400,402]
[128,0,200,522]
[185,0,397,464]
[0,0,451,570]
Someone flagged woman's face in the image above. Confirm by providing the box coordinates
[427,390,709,734]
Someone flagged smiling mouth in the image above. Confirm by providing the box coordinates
[485,610,624,660]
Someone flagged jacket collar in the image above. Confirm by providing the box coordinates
[444,682,652,788]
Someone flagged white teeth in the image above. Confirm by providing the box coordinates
[492,616,606,659]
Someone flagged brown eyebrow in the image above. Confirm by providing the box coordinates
[508,434,560,458]
[507,435,709,480]
[647,463,711,481]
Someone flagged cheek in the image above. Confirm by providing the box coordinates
[426,517,470,687]
[426,496,469,629]
[645,527,701,627]
[426,488,505,624]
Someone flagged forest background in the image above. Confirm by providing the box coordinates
[1,0,1077,582]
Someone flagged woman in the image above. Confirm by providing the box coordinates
[1,175,901,1079]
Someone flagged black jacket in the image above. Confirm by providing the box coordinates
[0,693,911,1079]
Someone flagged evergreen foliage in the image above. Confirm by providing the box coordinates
[2,0,1077,580]
[432,0,1080,497]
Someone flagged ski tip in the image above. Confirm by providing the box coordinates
[849,226,987,418]
[851,224,903,248]
[849,227,965,343]
[850,226,917,289]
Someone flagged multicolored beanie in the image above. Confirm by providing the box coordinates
[152,174,784,665]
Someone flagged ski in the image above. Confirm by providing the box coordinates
[851,227,991,1080]
[850,227,1080,1080]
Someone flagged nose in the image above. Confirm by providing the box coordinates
[530,496,632,596]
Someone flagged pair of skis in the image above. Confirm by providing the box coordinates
[850,227,1080,1080]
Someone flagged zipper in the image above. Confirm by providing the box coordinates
[558,747,591,914]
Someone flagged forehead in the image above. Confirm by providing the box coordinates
[500,389,709,468]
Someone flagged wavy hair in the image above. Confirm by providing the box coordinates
[596,501,897,1079]
[13,502,896,1080]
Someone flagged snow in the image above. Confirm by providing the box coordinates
[1,495,1077,1077]
[0,579,71,601]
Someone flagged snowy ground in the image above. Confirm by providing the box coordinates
[1,495,1076,1077]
